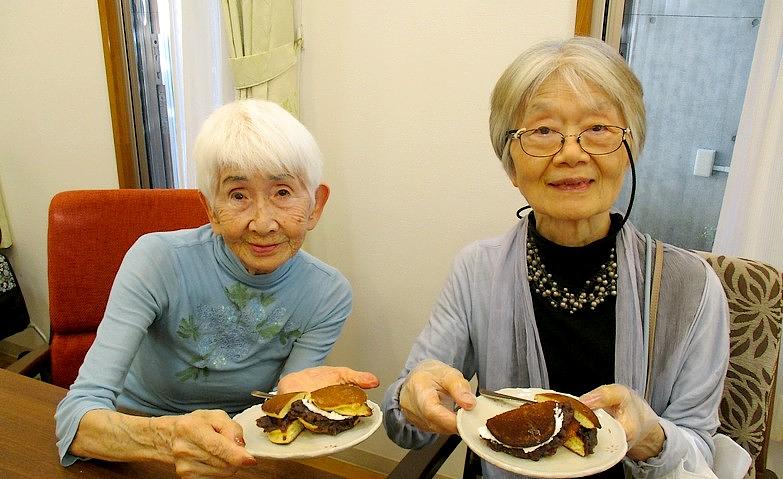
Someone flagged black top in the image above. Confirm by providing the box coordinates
[528,213,624,478]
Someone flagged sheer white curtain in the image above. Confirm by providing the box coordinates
[167,0,235,188]
[712,0,783,441]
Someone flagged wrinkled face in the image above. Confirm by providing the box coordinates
[208,170,327,274]
[509,77,628,223]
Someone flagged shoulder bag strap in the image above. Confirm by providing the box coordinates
[645,239,664,403]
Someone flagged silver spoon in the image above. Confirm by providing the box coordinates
[250,390,275,399]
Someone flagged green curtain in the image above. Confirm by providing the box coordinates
[221,0,299,116]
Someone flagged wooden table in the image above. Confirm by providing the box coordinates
[0,368,351,478]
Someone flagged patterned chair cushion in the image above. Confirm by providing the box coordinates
[697,253,782,477]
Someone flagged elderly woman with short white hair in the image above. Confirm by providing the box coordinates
[55,99,378,478]
[384,37,729,479]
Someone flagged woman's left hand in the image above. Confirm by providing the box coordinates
[277,366,380,393]
[580,384,665,461]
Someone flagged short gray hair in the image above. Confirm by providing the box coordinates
[194,99,323,207]
[489,36,646,179]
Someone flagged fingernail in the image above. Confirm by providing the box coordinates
[462,392,476,404]
[235,436,246,446]
[580,393,597,404]
[243,456,257,466]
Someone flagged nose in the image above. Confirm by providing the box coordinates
[248,200,279,233]
[553,133,589,166]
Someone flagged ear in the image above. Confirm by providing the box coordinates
[306,184,330,230]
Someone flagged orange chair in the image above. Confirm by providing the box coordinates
[10,189,209,388]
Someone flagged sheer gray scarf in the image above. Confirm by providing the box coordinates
[483,215,647,394]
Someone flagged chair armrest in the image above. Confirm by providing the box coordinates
[7,344,50,377]
[388,434,462,479]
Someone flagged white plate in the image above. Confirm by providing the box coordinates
[457,388,627,478]
[234,400,382,459]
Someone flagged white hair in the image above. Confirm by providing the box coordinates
[490,36,646,179]
[194,99,323,207]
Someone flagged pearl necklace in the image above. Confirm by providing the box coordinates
[526,239,618,314]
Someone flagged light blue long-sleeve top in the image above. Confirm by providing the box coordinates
[55,224,351,465]
[384,218,729,478]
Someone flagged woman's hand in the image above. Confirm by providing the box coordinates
[580,384,665,461]
[399,359,476,435]
[277,366,380,393]
[163,409,257,478]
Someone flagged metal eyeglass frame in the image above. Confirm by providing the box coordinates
[509,131,637,232]
[504,125,631,157]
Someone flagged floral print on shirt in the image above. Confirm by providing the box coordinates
[175,283,302,382]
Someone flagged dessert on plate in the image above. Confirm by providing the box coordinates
[255,384,373,444]
[478,390,601,460]
[479,400,574,460]
[534,392,601,456]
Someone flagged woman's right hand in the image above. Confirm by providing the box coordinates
[163,409,257,478]
[399,359,476,434]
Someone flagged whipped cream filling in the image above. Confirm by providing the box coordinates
[301,398,350,420]
[478,404,564,453]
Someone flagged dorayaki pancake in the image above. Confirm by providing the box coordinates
[309,384,373,417]
[256,392,308,444]
[483,401,574,460]
[261,391,308,418]
[534,392,600,456]
[256,416,304,444]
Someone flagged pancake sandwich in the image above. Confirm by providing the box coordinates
[255,391,308,444]
[479,400,574,460]
[534,392,601,456]
[293,384,373,435]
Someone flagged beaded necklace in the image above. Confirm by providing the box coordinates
[525,237,618,314]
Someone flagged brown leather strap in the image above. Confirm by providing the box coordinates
[645,240,664,403]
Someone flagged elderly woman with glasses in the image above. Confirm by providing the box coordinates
[55,100,378,479]
[383,37,729,478]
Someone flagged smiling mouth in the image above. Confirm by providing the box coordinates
[549,178,594,191]
[249,243,280,255]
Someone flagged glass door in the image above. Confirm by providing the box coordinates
[608,0,765,251]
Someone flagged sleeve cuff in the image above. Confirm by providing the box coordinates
[382,375,439,450]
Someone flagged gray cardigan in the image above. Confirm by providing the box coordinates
[383,217,729,478]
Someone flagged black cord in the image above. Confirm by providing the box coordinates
[515,139,636,227]
[616,139,636,231]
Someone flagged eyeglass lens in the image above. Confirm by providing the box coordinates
[518,125,625,156]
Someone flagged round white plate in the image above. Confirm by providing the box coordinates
[233,400,382,459]
[457,388,627,478]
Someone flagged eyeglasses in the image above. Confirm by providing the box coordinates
[505,125,630,157]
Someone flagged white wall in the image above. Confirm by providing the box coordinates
[0,1,576,476]
[299,2,575,475]
[0,1,118,348]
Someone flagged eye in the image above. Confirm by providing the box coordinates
[589,124,609,133]
[276,188,291,197]
[534,126,553,135]
[230,191,246,201]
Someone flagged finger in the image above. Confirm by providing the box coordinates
[202,430,257,467]
[440,369,475,410]
[192,412,256,467]
[419,386,459,434]
[344,370,380,389]
[315,366,380,389]
[213,416,247,444]
[424,403,459,434]
[579,384,629,409]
